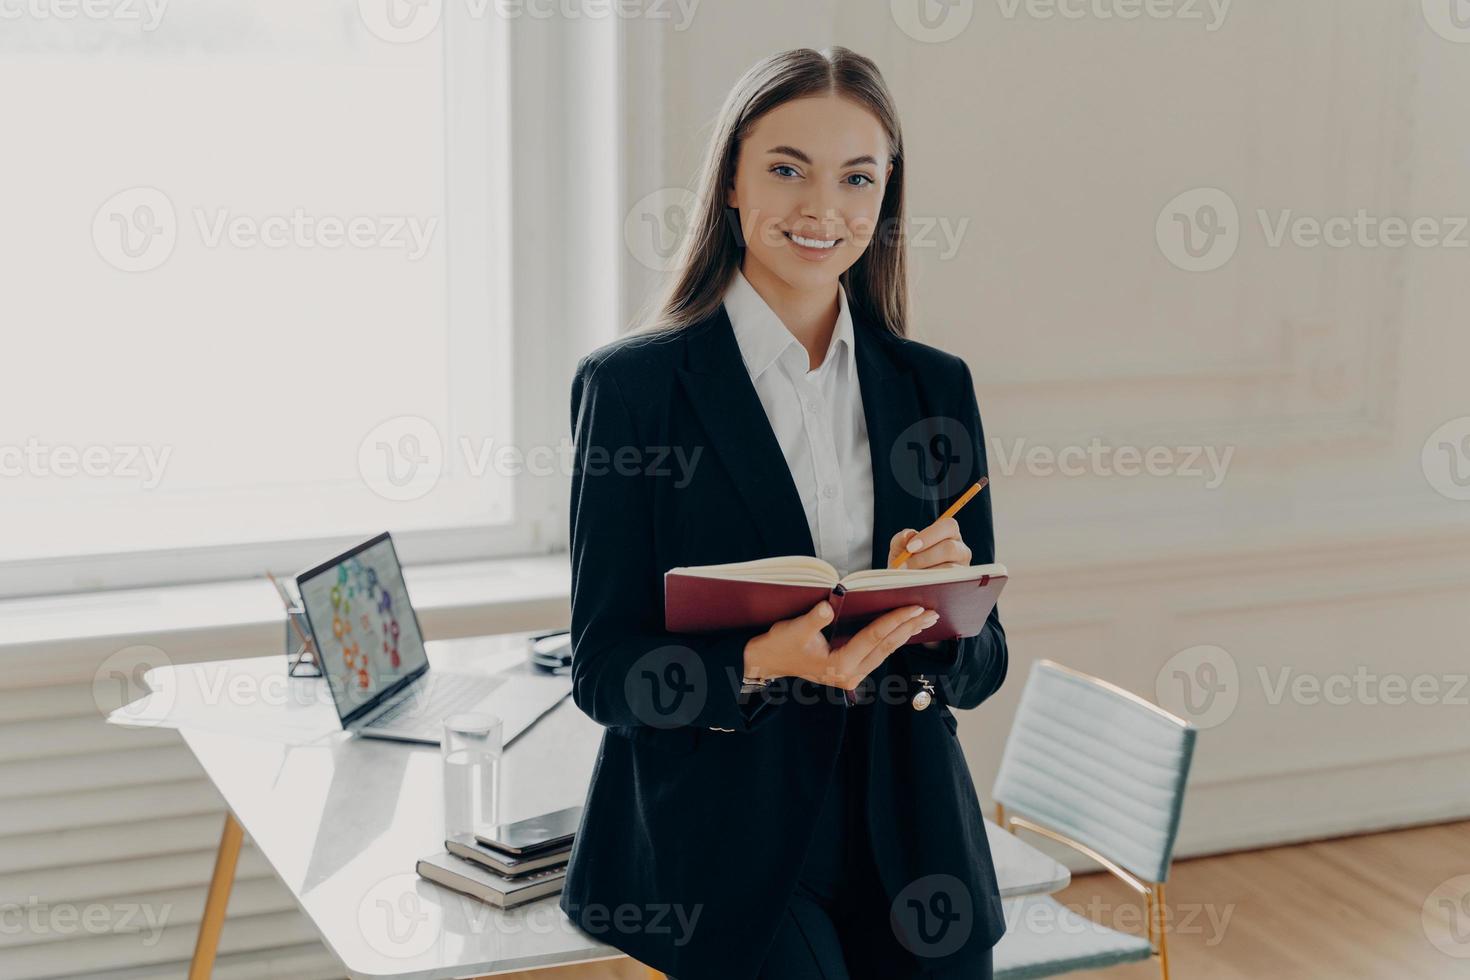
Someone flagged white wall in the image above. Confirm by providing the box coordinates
[625,0,1470,856]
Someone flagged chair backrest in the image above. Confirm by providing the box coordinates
[992,660,1196,884]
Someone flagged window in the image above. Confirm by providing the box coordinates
[0,0,555,597]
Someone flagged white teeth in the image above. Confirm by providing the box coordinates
[789,233,838,249]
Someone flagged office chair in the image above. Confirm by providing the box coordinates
[989,659,1198,980]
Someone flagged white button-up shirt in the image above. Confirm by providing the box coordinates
[723,269,876,576]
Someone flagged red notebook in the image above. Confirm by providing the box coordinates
[664,556,1007,644]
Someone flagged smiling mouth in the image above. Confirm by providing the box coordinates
[785,231,842,250]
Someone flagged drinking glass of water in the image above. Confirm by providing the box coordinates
[442,712,503,839]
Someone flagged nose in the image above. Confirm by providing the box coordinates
[798,186,842,230]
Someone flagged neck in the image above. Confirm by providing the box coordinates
[740,258,840,371]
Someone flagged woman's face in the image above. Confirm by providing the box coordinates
[726,94,893,294]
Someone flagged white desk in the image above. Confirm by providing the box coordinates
[108,634,1070,979]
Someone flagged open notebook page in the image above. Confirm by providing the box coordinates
[667,555,841,587]
[838,562,1006,591]
[667,556,1007,590]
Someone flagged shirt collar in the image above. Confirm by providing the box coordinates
[722,269,855,381]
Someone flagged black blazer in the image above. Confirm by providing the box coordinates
[558,301,1009,979]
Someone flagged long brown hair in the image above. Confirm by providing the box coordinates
[637,46,908,337]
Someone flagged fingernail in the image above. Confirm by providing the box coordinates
[906,537,924,553]
[921,613,940,627]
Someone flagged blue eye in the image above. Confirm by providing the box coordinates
[772,164,800,179]
[846,173,875,187]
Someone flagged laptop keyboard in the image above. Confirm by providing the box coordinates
[367,673,504,734]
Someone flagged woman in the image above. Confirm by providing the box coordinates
[558,47,1008,980]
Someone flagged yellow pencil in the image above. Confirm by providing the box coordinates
[891,477,988,568]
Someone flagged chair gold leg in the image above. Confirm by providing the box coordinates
[1145,888,1156,948]
[190,812,244,980]
[1154,882,1171,980]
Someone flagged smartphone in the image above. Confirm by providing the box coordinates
[529,630,572,671]
[475,805,583,855]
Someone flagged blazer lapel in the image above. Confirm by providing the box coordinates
[676,306,817,559]
[853,314,933,571]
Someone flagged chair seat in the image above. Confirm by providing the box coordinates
[992,894,1154,979]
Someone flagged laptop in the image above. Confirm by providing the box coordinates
[295,532,570,745]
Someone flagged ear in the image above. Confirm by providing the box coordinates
[884,161,894,183]
[725,183,738,209]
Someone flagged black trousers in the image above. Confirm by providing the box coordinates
[753,706,994,980]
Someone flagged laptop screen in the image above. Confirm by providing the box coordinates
[297,533,428,724]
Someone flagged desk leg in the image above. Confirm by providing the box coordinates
[190,812,244,980]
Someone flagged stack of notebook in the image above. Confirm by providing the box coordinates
[416,806,579,910]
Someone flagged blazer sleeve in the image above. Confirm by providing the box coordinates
[899,358,1009,711]
[567,355,779,733]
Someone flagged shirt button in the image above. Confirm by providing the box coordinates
[821,486,838,501]
[805,399,820,414]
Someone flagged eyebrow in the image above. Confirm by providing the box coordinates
[767,145,880,168]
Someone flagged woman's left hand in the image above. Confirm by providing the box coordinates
[887,517,970,570]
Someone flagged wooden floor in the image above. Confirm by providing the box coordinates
[1056,819,1470,980]
[491,821,1470,979]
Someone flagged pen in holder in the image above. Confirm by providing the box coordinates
[267,571,322,678]
[283,603,322,678]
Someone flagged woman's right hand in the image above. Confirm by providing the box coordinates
[743,601,940,692]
